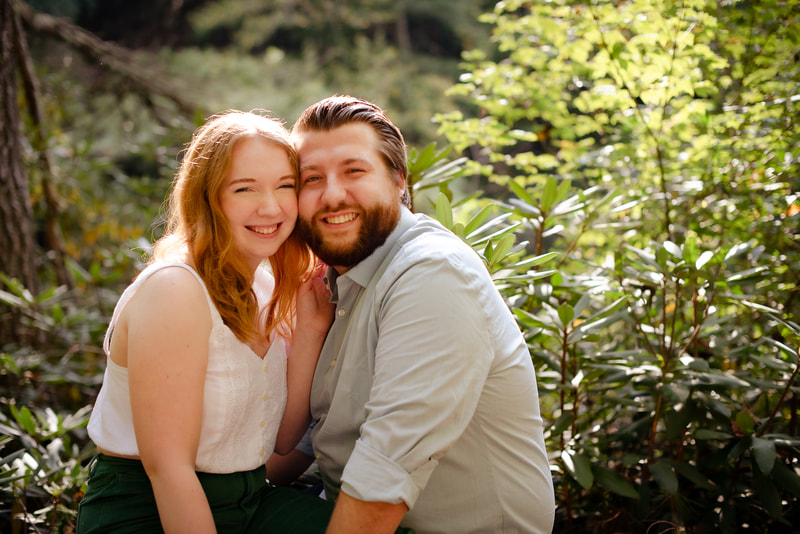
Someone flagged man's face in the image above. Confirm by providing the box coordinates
[295,122,405,272]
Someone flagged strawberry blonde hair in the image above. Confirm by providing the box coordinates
[153,110,312,342]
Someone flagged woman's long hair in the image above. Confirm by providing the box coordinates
[152,110,312,342]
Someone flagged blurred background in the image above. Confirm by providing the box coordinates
[2,1,799,532]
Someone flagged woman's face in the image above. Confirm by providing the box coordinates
[219,136,298,272]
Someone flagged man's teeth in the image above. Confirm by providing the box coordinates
[250,225,278,235]
[326,213,357,225]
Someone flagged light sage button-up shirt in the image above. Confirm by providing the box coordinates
[310,207,555,534]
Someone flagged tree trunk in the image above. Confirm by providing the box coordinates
[12,1,73,289]
[0,0,38,344]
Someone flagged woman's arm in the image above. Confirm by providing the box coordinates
[266,449,315,486]
[274,266,333,454]
[125,268,216,534]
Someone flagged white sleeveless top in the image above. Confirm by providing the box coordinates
[87,262,288,473]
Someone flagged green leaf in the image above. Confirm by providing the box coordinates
[751,436,776,474]
[0,290,25,308]
[489,234,516,267]
[509,252,560,270]
[770,462,800,498]
[435,192,453,229]
[573,291,592,318]
[508,178,536,206]
[683,235,699,264]
[724,242,752,262]
[663,241,682,259]
[11,405,37,435]
[650,460,678,495]
[674,462,715,491]
[562,450,593,490]
[694,429,732,440]
[463,205,495,236]
[753,463,783,519]
[663,383,690,403]
[735,410,755,435]
[696,250,714,270]
[514,309,559,332]
[550,412,573,436]
[556,179,571,204]
[557,303,574,329]
[541,176,558,213]
[624,245,659,269]
[592,465,639,499]
[656,246,668,269]
[726,266,770,283]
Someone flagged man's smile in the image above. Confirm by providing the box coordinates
[323,212,359,225]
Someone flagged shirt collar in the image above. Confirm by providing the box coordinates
[325,206,416,292]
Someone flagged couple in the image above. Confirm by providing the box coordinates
[77,96,555,534]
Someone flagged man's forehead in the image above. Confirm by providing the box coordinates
[295,125,380,164]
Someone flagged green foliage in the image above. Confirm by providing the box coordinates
[437,0,800,531]
[0,247,125,532]
[6,0,800,531]
[0,402,92,533]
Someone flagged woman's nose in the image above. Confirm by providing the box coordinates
[256,192,281,215]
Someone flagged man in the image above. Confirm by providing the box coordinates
[292,96,555,534]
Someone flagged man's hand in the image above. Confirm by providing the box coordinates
[325,490,408,534]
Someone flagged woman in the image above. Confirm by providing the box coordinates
[77,110,335,533]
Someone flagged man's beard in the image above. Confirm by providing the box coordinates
[299,201,400,269]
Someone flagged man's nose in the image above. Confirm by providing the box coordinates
[321,175,347,205]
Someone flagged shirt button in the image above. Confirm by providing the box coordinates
[264,365,269,372]
[330,359,336,368]
[262,393,268,400]
[259,448,265,455]
[259,420,265,427]
[337,309,346,317]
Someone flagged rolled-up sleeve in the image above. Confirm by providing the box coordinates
[340,249,494,508]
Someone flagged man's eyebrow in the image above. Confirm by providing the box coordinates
[299,163,319,173]
[299,157,371,173]
[343,157,370,165]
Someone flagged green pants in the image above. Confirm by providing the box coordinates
[77,454,334,533]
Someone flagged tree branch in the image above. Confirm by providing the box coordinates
[14,0,196,116]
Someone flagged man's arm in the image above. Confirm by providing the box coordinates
[326,490,408,534]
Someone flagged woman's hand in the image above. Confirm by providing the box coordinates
[295,262,334,339]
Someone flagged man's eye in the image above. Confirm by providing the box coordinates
[346,168,365,174]
[303,175,321,183]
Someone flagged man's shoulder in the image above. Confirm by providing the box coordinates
[383,214,489,282]
[398,214,476,260]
